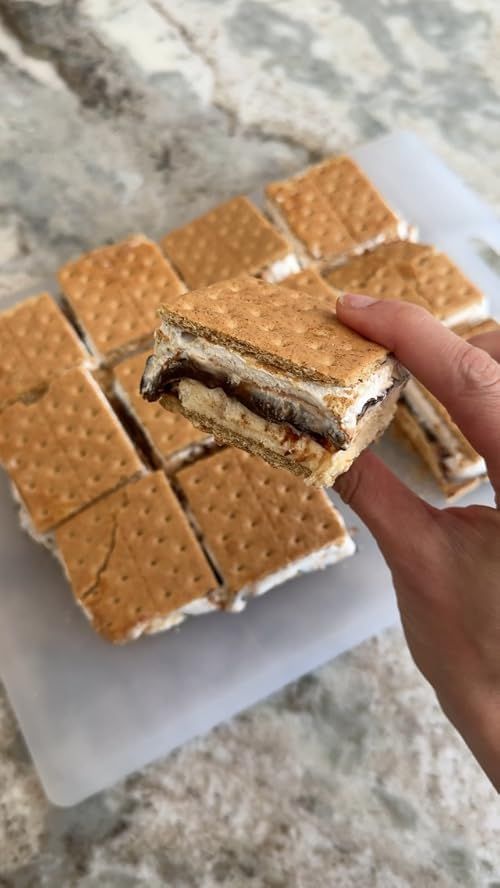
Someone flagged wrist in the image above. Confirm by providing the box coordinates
[440,686,500,792]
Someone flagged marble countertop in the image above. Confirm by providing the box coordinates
[1,0,499,885]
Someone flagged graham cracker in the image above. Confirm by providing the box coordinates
[0,366,143,533]
[354,266,430,309]
[58,236,185,362]
[113,350,213,472]
[266,173,355,262]
[393,403,481,501]
[176,447,352,603]
[452,317,500,340]
[266,156,403,264]
[56,471,218,643]
[325,242,433,291]
[403,252,486,322]
[0,292,89,409]
[154,275,389,387]
[161,196,292,289]
[282,268,338,302]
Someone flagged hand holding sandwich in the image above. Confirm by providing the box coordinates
[335,294,500,791]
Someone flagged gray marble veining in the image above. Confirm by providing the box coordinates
[1,0,500,885]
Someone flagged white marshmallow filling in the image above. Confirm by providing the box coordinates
[441,298,488,329]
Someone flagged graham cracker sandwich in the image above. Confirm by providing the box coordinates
[59,235,185,364]
[160,195,300,289]
[0,292,90,410]
[326,243,487,326]
[265,156,410,268]
[176,448,355,612]
[56,471,218,643]
[394,317,499,500]
[0,366,143,541]
[113,350,216,473]
[141,276,408,487]
[400,250,488,327]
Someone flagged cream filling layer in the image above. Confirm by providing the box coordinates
[121,596,218,642]
[153,323,395,439]
[404,379,486,481]
[441,299,488,329]
[262,252,301,283]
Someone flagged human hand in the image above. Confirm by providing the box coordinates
[335,293,500,791]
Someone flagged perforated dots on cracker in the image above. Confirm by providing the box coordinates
[406,252,487,325]
[58,236,185,363]
[176,448,354,609]
[266,156,408,267]
[113,350,214,473]
[0,366,143,534]
[355,266,430,310]
[56,471,218,643]
[161,196,297,289]
[282,268,338,302]
[0,292,89,410]
[325,241,433,292]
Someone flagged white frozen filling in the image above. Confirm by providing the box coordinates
[441,298,488,328]
[150,323,396,442]
[262,252,301,282]
[124,595,218,640]
[163,440,215,473]
[404,379,486,481]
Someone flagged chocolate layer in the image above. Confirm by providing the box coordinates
[142,354,400,452]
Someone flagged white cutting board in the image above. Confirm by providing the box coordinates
[0,131,499,806]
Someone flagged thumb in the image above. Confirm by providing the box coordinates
[334,450,435,566]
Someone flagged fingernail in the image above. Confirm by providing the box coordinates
[339,292,377,309]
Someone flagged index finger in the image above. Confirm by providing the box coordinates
[336,295,500,492]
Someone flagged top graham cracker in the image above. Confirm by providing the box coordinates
[0,292,89,409]
[403,251,486,321]
[266,156,402,261]
[56,471,217,643]
[113,350,210,464]
[325,242,433,291]
[0,366,143,533]
[157,275,389,387]
[452,317,500,340]
[176,448,348,598]
[58,236,185,362]
[160,196,291,289]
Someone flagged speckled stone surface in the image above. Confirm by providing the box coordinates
[1,1,500,885]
